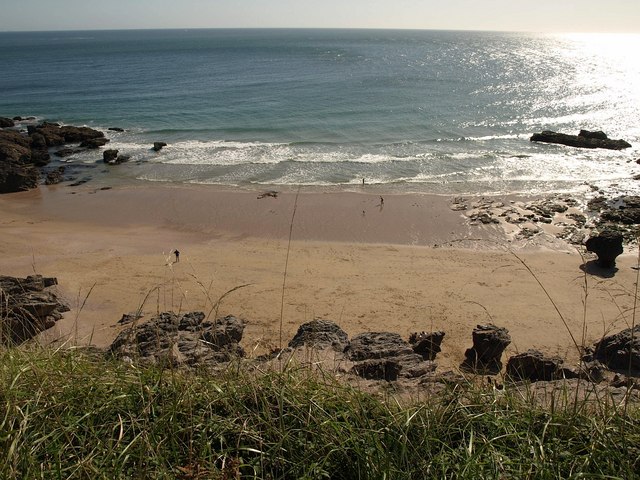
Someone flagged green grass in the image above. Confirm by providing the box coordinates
[1,348,639,479]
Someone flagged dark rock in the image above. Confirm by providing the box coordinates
[600,196,640,225]
[610,373,639,389]
[346,332,414,361]
[579,129,608,140]
[44,166,65,185]
[288,319,349,352]
[346,331,436,380]
[531,130,632,150]
[113,154,130,164]
[462,324,511,374]
[201,315,245,347]
[108,127,125,132]
[103,149,119,163]
[1,122,107,193]
[153,142,167,152]
[506,349,563,382]
[80,137,109,149]
[593,325,640,374]
[469,212,499,225]
[559,360,606,383]
[0,130,39,193]
[54,148,77,158]
[30,132,47,149]
[0,117,15,128]
[109,311,246,367]
[352,359,402,381]
[118,312,144,325]
[585,231,624,268]
[257,190,279,199]
[409,331,445,360]
[30,149,50,167]
[0,275,68,344]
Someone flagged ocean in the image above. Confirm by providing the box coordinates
[1,28,639,196]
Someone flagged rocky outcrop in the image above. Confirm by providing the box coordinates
[288,319,349,352]
[108,312,245,367]
[599,196,640,226]
[102,149,129,164]
[0,117,16,128]
[462,324,511,373]
[27,123,105,147]
[0,130,40,193]
[593,325,640,374]
[1,120,108,193]
[346,332,436,380]
[103,149,119,163]
[530,130,632,150]
[153,142,167,152]
[0,275,69,344]
[409,331,445,360]
[506,349,564,381]
[585,231,624,268]
[80,137,109,149]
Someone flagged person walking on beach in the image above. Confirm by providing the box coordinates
[380,196,384,206]
[174,249,180,263]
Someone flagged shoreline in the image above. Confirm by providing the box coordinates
[1,183,638,371]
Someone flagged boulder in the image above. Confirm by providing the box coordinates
[462,324,511,373]
[103,149,119,163]
[0,117,15,128]
[108,127,125,132]
[80,137,109,149]
[409,331,445,360]
[153,142,167,152]
[558,360,606,383]
[585,231,624,268]
[346,332,415,361]
[352,359,402,381]
[506,349,563,382]
[108,311,245,367]
[593,325,640,374]
[530,130,632,150]
[288,319,349,352]
[346,331,436,380]
[0,275,68,344]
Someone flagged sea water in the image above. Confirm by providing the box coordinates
[1,28,639,195]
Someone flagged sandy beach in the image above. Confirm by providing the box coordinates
[1,183,638,370]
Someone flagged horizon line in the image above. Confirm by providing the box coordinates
[1,26,639,35]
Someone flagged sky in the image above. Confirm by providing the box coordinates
[1,0,639,33]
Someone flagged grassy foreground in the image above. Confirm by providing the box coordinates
[1,348,639,479]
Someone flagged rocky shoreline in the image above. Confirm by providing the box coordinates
[105,312,640,402]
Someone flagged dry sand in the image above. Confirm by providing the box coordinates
[1,183,638,370]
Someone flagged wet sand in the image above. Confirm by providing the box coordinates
[1,184,638,370]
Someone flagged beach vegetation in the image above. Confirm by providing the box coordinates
[1,346,639,479]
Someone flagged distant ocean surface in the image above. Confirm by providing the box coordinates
[1,28,639,196]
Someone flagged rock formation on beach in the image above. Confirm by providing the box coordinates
[0,275,69,344]
[108,311,245,367]
[104,313,640,398]
[0,119,108,193]
[530,129,632,150]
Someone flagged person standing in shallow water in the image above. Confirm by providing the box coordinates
[174,249,180,263]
